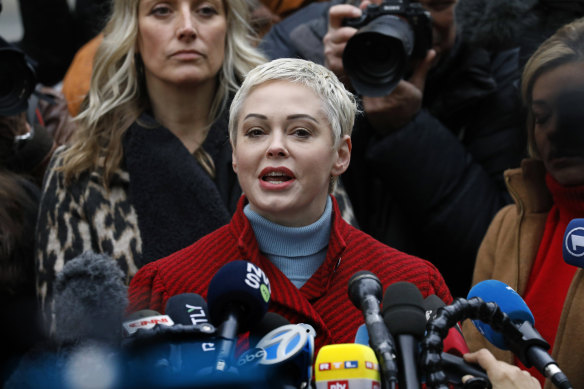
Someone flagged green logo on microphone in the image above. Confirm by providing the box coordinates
[260,284,270,303]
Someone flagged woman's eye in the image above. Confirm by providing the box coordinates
[198,5,219,17]
[292,128,311,138]
[245,128,264,137]
[151,5,171,16]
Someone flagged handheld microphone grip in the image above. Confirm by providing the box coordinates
[348,271,398,389]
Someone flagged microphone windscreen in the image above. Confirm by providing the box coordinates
[165,293,210,326]
[563,218,584,268]
[382,282,426,337]
[53,251,128,345]
[207,260,271,332]
[454,0,539,50]
[467,279,534,350]
[256,323,316,387]
[314,343,381,389]
[249,312,290,347]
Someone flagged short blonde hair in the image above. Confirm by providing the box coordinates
[521,17,584,158]
[229,58,358,148]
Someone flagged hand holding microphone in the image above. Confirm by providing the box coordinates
[462,349,541,389]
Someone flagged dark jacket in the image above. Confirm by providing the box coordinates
[260,2,526,297]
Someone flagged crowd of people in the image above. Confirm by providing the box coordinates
[2,0,584,388]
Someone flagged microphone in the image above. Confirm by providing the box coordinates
[356,308,490,387]
[423,295,469,357]
[249,311,291,348]
[466,279,535,350]
[423,295,490,387]
[206,260,271,372]
[467,280,573,389]
[347,271,398,389]
[354,324,370,346]
[382,282,426,389]
[122,309,174,337]
[563,218,584,267]
[53,251,128,346]
[120,310,219,389]
[165,293,210,326]
[255,322,316,389]
[314,343,381,389]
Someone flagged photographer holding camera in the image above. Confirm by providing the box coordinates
[260,0,526,297]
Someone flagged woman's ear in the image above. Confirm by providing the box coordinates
[331,135,351,176]
[231,149,238,174]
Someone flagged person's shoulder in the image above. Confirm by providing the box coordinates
[150,223,234,268]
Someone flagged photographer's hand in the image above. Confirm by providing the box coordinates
[323,3,363,85]
[362,48,435,133]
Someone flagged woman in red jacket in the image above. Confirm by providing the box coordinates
[128,58,452,351]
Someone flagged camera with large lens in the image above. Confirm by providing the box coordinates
[342,0,432,97]
[0,36,37,116]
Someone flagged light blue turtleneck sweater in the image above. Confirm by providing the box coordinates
[243,197,332,288]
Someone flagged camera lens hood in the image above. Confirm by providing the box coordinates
[343,14,414,97]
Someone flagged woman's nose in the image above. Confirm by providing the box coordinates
[177,7,196,40]
[266,134,289,157]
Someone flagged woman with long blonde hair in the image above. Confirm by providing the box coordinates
[35,0,266,324]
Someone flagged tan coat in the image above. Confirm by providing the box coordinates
[461,159,584,389]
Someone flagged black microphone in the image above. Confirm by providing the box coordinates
[382,281,426,389]
[249,311,291,348]
[206,260,271,373]
[165,293,210,326]
[423,295,491,387]
[53,251,128,347]
[348,270,398,389]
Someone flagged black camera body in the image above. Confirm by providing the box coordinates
[342,0,432,96]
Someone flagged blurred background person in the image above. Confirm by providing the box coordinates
[462,17,584,389]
